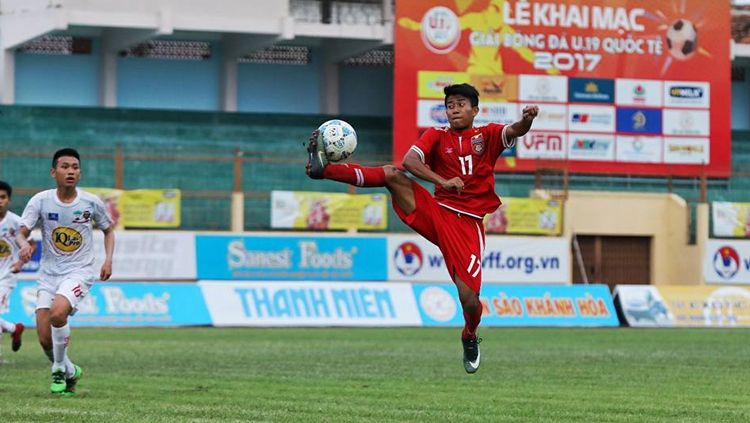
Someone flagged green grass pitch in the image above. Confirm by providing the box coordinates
[0,327,748,422]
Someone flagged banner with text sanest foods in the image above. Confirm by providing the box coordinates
[394,1,730,177]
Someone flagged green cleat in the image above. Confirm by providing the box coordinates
[50,370,66,394]
[63,365,83,396]
[304,130,328,179]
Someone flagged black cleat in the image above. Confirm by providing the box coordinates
[462,336,482,374]
[304,130,328,179]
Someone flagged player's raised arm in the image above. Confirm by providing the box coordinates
[505,105,539,142]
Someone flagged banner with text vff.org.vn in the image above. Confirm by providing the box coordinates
[3,281,211,327]
[196,235,387,281]
[388,234,569,283]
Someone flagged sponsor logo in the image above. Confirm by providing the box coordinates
[101,287,170,315]
[572,139,611,151]
[52,227,82,253]
[632,111,647,130]
[523,133,564,151]
[633,84,646,101]
[72,209,91,224]
[226,240,356,271]
[569,78,614,103]
[430,104,448,125]
[47,213,59,221]
[670,86,703,99]
[616,108,662,134]
[0,239,11,257]
[394,242,423,276]
[419,286,457,322]
[420,6,461,54]
[471,134,485,154]
[714,246,740,279]
[571,113,611,125]
[668,144,704,154]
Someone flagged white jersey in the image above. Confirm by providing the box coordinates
[20,189,112,277]
[0,211,21,286]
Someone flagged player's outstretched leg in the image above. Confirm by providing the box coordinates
[455,275,482,374]
[305,131,387,187]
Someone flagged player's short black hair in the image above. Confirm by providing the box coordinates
[52,148,80,168]
[0,180,11,198]
[444,83,480,108]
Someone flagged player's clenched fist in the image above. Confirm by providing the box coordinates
[441,177,464,194]
[522,105,539,121]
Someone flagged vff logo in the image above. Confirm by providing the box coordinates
[393,242,424,276]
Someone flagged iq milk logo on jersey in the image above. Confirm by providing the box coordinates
[52,227,82,252]
[393,241,424,277]
[420,6,460,54]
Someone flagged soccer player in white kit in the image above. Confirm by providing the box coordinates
[0,181,27,355]
[16,148,115,395]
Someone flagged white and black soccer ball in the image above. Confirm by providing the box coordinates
[666,19,698,61]
[317,119,357,162]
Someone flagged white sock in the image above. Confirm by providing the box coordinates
[0,318,14,333]
[51,324,71,372]
[64,357,75,378]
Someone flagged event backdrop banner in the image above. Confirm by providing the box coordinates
[196,235,387,281]
[17,231,197,281]
[703,240,750,284]
[199,281,422,326]
[4,281,211,327]
[388,234,569,283]
[414,284,618,326]
[484,197,562,235]
[615,284,750,327]
[271,191,388,231]
[712,202,750,238]
[394,0,731,177]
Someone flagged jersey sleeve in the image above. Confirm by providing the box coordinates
[92,196,113,230]
[19,194,42,231]
[485,123,514,157]
[410,128,441,163]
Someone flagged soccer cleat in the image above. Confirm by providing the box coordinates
[50,369,67,394]
[305,130,328,179]
[63,364,83,396]
[462,336,482,374]
[11,323,24,352]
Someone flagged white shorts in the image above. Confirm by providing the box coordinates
[36,271,95,312]
[0,285,12,314]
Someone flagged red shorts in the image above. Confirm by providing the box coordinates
[393,181,486,293]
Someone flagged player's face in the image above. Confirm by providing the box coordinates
[0,191,9,214]
[445,95,478,131]
[51,156,81,188]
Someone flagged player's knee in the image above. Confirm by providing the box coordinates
[49,310,68,327]
[460,292,481,310]
[383,165,408,187]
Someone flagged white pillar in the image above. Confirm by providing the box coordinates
[221,54,238,112]
[321,61,339,115]
[99,46,117,108]
[0,48,15,105]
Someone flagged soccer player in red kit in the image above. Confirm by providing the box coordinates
[306,83,538,373]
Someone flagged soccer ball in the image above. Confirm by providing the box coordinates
[317,119,357,162]
[666,19,698,61]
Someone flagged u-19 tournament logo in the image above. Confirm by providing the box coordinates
[394,241,423,276]
[713,246,740,279]
[420,6,460,54]
[52,227,82,253]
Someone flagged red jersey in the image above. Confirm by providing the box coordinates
[410,123,512,218]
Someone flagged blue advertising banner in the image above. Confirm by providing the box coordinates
[3,281,211,327]
[568,78,615,103]
[196,235,387,281]
[414,284,619,327]
[616,108,662,134]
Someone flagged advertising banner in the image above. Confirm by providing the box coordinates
[388,234,569,283]
[415,284,618,326]
[3,281,211,327]
[196,234,387,281]
[704,240,750,284]
[394,0,731,176]
[199,281,421,327]
[712,202,750,238]
[17,231,197,281]
[85,188,181,228]
[484,197,562,235]
[270,191,387,231]
[615,284,750,327]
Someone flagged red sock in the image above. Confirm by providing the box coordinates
[323,164,386,187]
[461,304,483,340]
